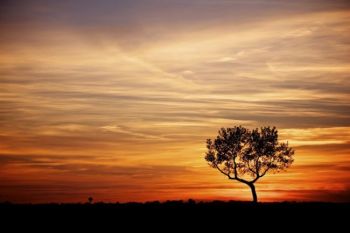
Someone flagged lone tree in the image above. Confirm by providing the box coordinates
[205,126,294,203]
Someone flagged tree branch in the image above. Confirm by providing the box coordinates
[248,167,256,174]
[233,156,238,179]
[214,164,233,180]
[260,167,270,177]
[215,162,252,185]
[255,156,260,177]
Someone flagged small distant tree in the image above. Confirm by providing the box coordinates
[88,197,93,204]
[205,126,294,203]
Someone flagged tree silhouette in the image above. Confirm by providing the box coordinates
[205,126,294,203]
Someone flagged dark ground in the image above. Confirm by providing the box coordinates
[1,200,349,230]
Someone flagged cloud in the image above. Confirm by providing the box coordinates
[1,1,350,203]
[0,152,192,177]
[214,57,237,63]
[101,125,166,140]
[280,127,350,146]
[260,188,350,202]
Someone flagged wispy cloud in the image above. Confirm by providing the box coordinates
[0,0,350,202]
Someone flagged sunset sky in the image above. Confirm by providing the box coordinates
[1,0,350,203]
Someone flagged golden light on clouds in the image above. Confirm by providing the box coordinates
[0,0,350,203]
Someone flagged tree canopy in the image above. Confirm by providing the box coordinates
[205,126,294,202]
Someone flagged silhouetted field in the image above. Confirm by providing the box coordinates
[1,200,348,229]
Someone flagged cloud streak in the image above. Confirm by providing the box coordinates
[0,0,350,203]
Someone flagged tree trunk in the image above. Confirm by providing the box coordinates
[248,183,258,203]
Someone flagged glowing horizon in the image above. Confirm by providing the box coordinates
[0,0,350,203]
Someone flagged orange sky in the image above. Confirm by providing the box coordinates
[0,0,350,203]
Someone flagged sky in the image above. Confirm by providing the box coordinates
[0,0,350,203]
